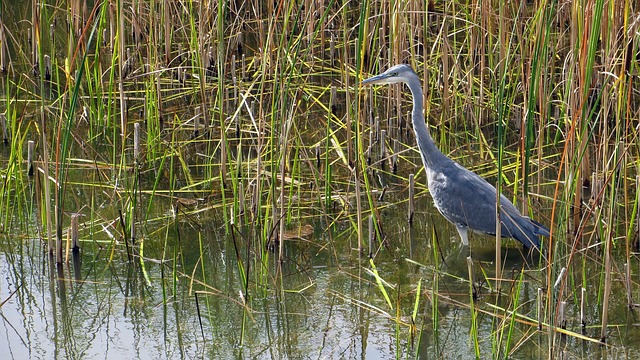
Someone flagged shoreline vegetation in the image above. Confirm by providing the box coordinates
[0,1,639,358]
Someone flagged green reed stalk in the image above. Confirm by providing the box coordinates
[600,115,623,343]
[324,104,333,208]
[545,0,606,352]
[0,75,23,227]
[503,270,525,357]
[369,258,393,309]
[412,277,422,325]
[431,223,439,338]
[116,0,126,162]
[215,0,230,235]
[467,256,481,357]
[287,143,302,225]
[28,0,53,254]
[524,2,553,208]
[356,0,387,252]
[395,290,401,360]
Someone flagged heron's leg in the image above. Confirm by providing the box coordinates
[441,225,471,269]
[455,225,469,246]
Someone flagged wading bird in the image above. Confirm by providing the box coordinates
[361,64,549,251]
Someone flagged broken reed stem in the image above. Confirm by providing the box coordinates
[601,233,612,342]
[0,113,7,144]
[56,221,62,264]
[234,104,241,137]
[201,103,209,133]
[44,54,51,80]
[238,181,245,219]
[130,207,136,243]
[408,173,415,225]
[558,301,567,329]
[538,287,544,330]
[71,213,79,251]
[329,34,335,66]
[406,110,410,139]
[379,129,386,169]
[163,0,170,63]
[241,54,246,81]
[330,85,337,115]
[392,139,398,174]
[624,263,633,307]
[237,31,243,55]
[133,122,141,164]
[554,267,566,289]
[354,165,363,252]
[220,129,227,187]
[194,108,200,137]
[580,286,586,328]
[366,131,373,165]
[368,214,374,256]
[27,140,35,176]
[0,20,7,72]
[231,55,237,81]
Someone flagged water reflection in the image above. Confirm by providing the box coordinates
[1,128,636,358]
[2,199,640,359]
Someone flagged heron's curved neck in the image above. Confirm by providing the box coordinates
[406,78,445,167]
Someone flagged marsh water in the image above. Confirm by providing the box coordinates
[2,1,640,359]
[7,180,630,359]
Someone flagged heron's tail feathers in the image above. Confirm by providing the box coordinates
[517,231,541,250]
[531,219,550,237]
[516,218,549,252]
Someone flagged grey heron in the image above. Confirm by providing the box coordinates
[361,64,549,251]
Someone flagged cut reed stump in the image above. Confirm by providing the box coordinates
[408,173,415,225]
[366,131,372,165]
[558,301,567,329]
[379,129,386,170]
[193,109,200,138]
[537,288,544,330]
[330,85,337,115]
[392,139,398,174]
[133,122,141,164]
[71,214,80,252]
[27,140,35,176]
[368,214,374,256]
[44,54,51,81]
[1,113,7,144]
[580,287,586,329]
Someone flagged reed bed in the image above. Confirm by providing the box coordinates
[0,0,639,358]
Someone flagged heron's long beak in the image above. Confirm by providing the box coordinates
[361,73,390,86]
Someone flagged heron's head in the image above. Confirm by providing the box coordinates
[361,64,417,86]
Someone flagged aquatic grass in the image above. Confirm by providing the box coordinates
[1,1,640,358]
[0,77,31,230]
[368,257,393,309]
[54,3,105,263]
[501,269,526,358]
[467,256,481,357]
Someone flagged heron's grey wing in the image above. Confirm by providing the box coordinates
[429,162,502,234]
[430,162,541,248]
